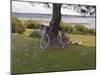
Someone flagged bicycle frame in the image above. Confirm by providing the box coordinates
[40,26,50,49]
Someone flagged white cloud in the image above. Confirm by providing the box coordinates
[12,1,52,14]
[61,8,81,15]
[12,1,81,15]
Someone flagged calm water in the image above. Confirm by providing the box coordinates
[12,13,96,29]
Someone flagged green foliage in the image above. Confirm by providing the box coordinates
[24,19,42,29]
[12,16,25,34]
[88,29,96,35]
[60,21,75,33]
[60,21,95,35]
[74,25,89,34]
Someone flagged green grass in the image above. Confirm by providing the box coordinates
[11,32,96,74]
[67,34,96,47]
[24,29,33,36]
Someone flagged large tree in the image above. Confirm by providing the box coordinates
[48,4,62,47]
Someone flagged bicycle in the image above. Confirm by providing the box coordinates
[39,25,65,49]
[39,25,50,49]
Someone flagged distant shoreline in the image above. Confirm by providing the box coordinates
[20,19,95,29]
[12,12,96,29]
[12,12,95,18]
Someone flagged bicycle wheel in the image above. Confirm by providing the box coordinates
[40,34,50,49]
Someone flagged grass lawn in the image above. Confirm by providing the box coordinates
[11,30,96,74]
[67,34,96,47]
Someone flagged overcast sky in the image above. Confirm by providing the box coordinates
[12,1,82,15]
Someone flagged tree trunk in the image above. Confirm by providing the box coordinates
[48,3,62,48]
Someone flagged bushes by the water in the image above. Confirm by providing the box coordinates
[12,17,95,36]
[60,21,76,34]
[12,16,25,34]
[24,19,42,29]
[60,21,95,35]
[74,25,89,34]
[88,29,96,35]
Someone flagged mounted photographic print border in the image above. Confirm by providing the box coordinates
[11,0,96,74]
